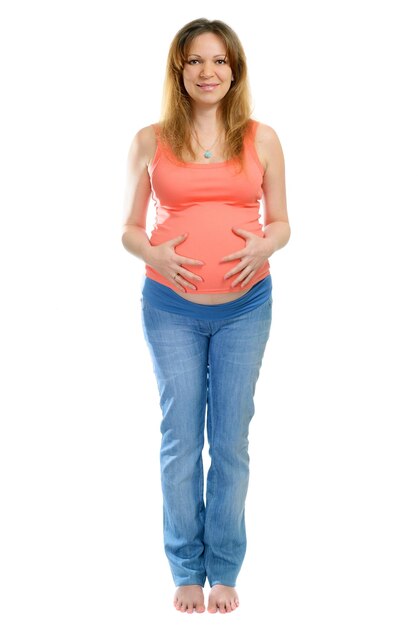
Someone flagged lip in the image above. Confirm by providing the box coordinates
[197,84,220,91]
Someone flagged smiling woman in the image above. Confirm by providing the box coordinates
[156,20,254,172]
[182,36,235,161]
[183,40,234,107]
[121,17,290,614]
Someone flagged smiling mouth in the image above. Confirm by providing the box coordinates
[197,84,220,91]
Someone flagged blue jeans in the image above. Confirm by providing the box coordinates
[140,295,273,588]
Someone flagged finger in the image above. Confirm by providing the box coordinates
[170,277,187,293]
[175,273,199,291]
[168,232,188,246]
[177,256,205,266]
[180,267,204,282]
[231,268,255,288]
[239,269,256,287]
[231,227,253,238]
[224,260,248,279]
[220,250,246,263]
[168,270,187,293]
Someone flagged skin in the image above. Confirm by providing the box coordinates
[121,32,290,611]
[207,585,240,614]
[173,584,240,614]
[173,585,205,614]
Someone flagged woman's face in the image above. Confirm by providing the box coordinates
[182,32,234,106]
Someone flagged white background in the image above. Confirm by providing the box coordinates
[1,0,417,624]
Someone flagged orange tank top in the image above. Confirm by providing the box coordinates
[145,119,271,293]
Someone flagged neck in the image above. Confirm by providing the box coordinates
[190,104,223,134]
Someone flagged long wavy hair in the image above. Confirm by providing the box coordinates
[158,18,253,167]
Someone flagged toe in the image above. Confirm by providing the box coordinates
[207,600,217,614]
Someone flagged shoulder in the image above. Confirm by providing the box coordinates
[252,120,284,154]
[126,123,158,169]
[251,120,285,173]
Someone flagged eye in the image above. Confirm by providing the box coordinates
[216,59,227,64]
[187,59,200,65]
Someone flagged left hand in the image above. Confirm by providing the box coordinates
[220,227,273,287]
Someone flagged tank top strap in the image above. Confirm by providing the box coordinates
[244,119,265,175]
[150,122,180,167]
[245,118,258,140]
[151,122,161,138]
[148,123,164,174]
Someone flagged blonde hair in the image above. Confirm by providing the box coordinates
[159,18,253,167]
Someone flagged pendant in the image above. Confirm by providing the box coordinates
[204,150,212,159]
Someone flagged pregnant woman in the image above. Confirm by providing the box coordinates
[121,17,290,614]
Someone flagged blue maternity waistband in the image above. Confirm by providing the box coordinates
[141,274,272,320]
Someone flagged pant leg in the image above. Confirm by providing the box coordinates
[141,298,210,587]
[204,296,273,587]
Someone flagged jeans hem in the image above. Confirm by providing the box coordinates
[174,578,206,588]
[208,579,237,588]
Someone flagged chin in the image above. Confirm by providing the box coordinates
[194,88,228,100]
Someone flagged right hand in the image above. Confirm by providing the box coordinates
[146,233,205,293]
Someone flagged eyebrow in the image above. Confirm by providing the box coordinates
[187,54,227,58]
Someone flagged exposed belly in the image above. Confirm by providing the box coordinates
[176,285,253,304]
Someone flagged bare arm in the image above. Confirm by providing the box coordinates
[121,126,155,263]
[120,126,204,292]
[258,123,291,253]
[220,123,290,287]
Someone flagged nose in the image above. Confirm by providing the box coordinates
[199,61,215,78]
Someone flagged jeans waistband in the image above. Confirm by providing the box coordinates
[141,274,272,320]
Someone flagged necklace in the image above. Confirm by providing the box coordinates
[191,124,221,159]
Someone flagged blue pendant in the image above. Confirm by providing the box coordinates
[204,150,212,158]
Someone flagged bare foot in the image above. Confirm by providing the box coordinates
[207,584,240,613]
[173,585,205,613]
